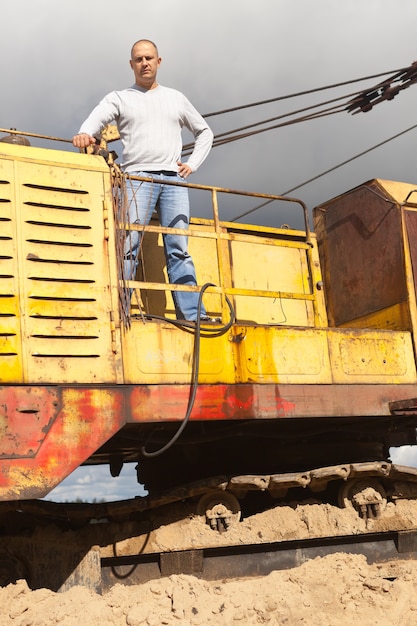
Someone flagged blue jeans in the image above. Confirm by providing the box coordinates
[124,172,206,320]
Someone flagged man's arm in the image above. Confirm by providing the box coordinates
[72,133,97,149]
[72,92,120,149]
[181,96,214,173]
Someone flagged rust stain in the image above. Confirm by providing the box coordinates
[0,387,60,458]
[129,384,298,421]
[0,386,127,501]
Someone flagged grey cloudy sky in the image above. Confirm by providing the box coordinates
[3,0,417,500]
[4,0,417,220]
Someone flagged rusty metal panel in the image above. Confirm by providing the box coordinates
[0,386,127,501]
[0,386,59,458]
[404,210,417,297]
[4,378,417,502]
[314,181,407,326]
[126,382,417,423]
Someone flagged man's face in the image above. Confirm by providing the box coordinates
[130,41,161,88]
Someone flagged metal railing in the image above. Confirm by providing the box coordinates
[112,170,320,328]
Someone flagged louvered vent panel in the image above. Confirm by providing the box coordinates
[15,158,118,383]
[0,159,22,382]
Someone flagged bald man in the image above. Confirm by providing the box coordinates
[73,40,214,322]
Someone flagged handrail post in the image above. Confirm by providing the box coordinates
[211,188,228,320]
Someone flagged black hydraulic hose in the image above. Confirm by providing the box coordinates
[140,283,235,458]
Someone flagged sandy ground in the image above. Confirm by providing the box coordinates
[2,554,417,625]
[3,499,417,625]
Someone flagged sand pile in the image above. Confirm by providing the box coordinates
[2,552,417,625]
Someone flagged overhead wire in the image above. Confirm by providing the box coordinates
[183,89,364,154]
[230,123,417,222]
[211,102,348,148]
[279,123,417,197]
[183,65,412,153]
[185,62,417,222]
[200,67,408,118]
[209,92,358,144]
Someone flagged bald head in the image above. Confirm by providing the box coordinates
[130,40,161,90]
[130,39,159,59]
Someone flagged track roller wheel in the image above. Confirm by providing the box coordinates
[197,490,241,532]
[338,478,387,520]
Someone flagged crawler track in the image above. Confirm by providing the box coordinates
[101,529,417,592]
[3,461,417,592]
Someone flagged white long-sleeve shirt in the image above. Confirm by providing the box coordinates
[78,84,213,173]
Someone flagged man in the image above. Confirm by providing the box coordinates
[73,39,214,322]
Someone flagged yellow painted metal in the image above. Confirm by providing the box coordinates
[2,140,417,389]
[375,179,417,206]
[0,142,123,384]
[0,155,23,381]
[228,237,316,326]
[336,302,412,331]
[376,181,417,365]
[121,319,417,386]
[131,216,326,327]
[114,175,415,388]
[328,329,417,384]
[122,320,235,384]
[236,326,332,384]
[401,207,417,363]
[0,141,110,172]
[132,221,223,320]
[121,182,417,386]
[121,321,331,385]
